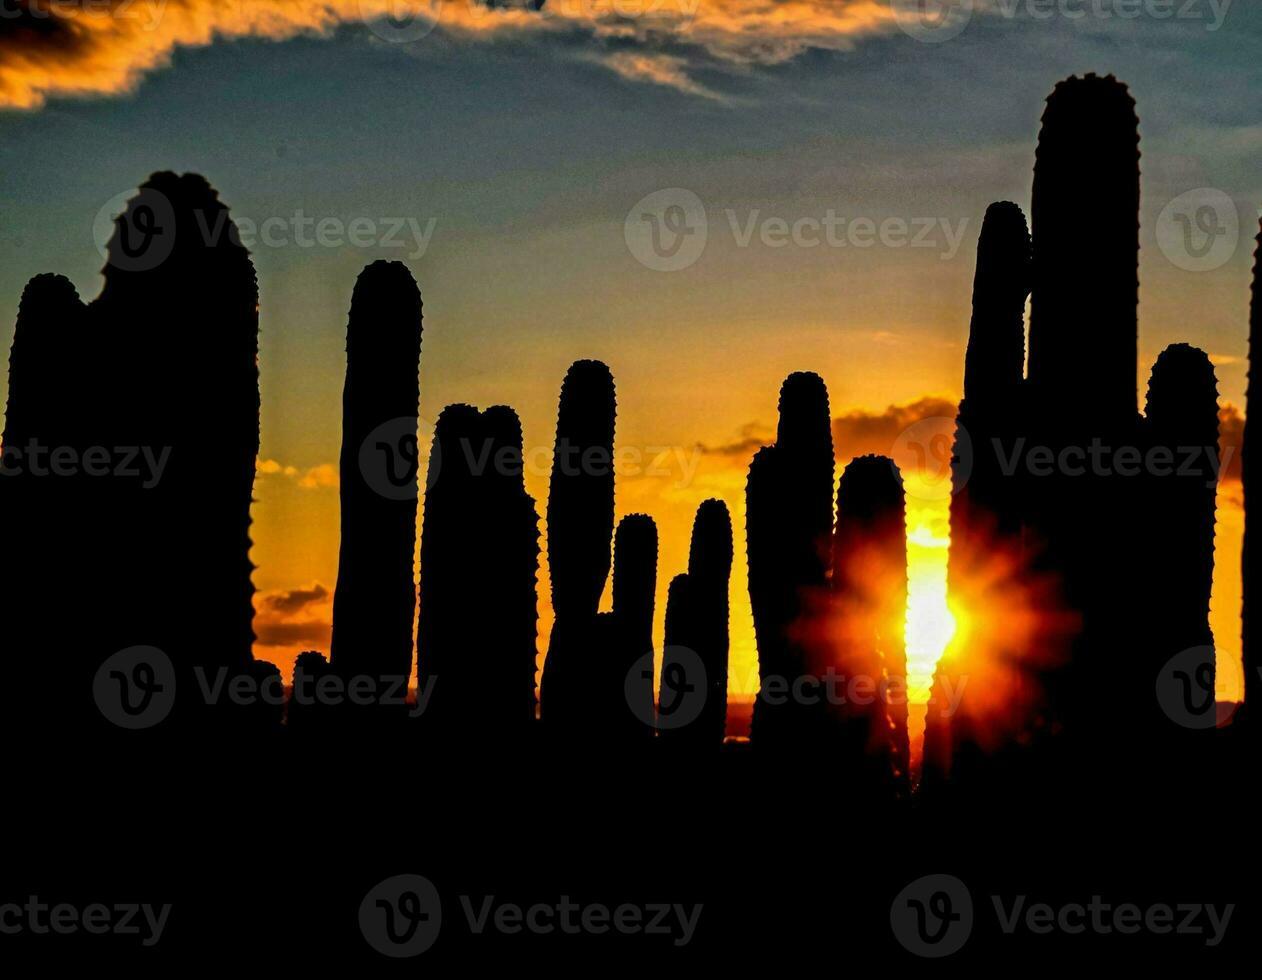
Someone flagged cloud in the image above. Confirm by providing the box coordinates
[254,582,332,649]
[258,457,339,489]
[259,581,330,615]
[832,395,958,461]
[0,0,906,109]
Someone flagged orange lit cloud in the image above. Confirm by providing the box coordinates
[0,0,904,109]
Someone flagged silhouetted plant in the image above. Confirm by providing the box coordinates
[748,373,834,748]
[329,261,422,719]
[931,201,1030,793]
[830,455,908,797]
[1141,345,1219,742]
[417,404,540,738]
[539,360,616,729]
[1025,75,1143,754]
[686,499,733,747]
[612,513,658,742]
[2,173,261,742]
[287,650,333,734]
[1245,221,1262,724]
[0,274,88,738]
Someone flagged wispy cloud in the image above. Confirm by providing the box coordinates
[0,0,905,108]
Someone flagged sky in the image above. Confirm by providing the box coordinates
[0,0,1258,705]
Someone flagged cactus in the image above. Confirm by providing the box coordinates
[612,514,658,741]
[287,650,333,734]
[0,174,261,741]
[0,275,89,737]
[830,455,909,797]
[539,360,616,727]
[1138,345,1219,745]
[1028,73,1140,429]
[748,372,835,748]
[1025,76,1143,748]
[329,261,423,713]
[930,202,1031,791]
[689,499,734,746]
[1246,221,1262,724]
[417,404,540,736]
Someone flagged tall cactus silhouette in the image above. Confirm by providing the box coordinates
[931,201,1031,791]
[1028,74,1139,428]
[661,500,733,748]
[1025,75,1142,748]
[417,404,540,736]
[329,261,422,714]
[1246,221,1262,725]
[1141,345,1218,741]
[748,372,835,747]
[0,275,89,737]
[539,360,616,729]
[2,173,260,741]
[830,455,909,797]
[611,514,658,742]
[951,201,1031,552]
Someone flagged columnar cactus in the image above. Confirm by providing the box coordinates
[288,651,333,734]
[539,360,616,727]
[1025,76,1143,747]
[1,174,261,740]
[931,201,1031,791]
[611,513,658,741]
[688,499,733,746]
[1028,73,1140,429]
[1143,344,1219,661]
[952,201,1031,548]
[830,455,909,797]
[417,404,540,736]
[0,274,89,737]
[1245,221,1262,723]
[329,261,423,709]
[748,372,835,747]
